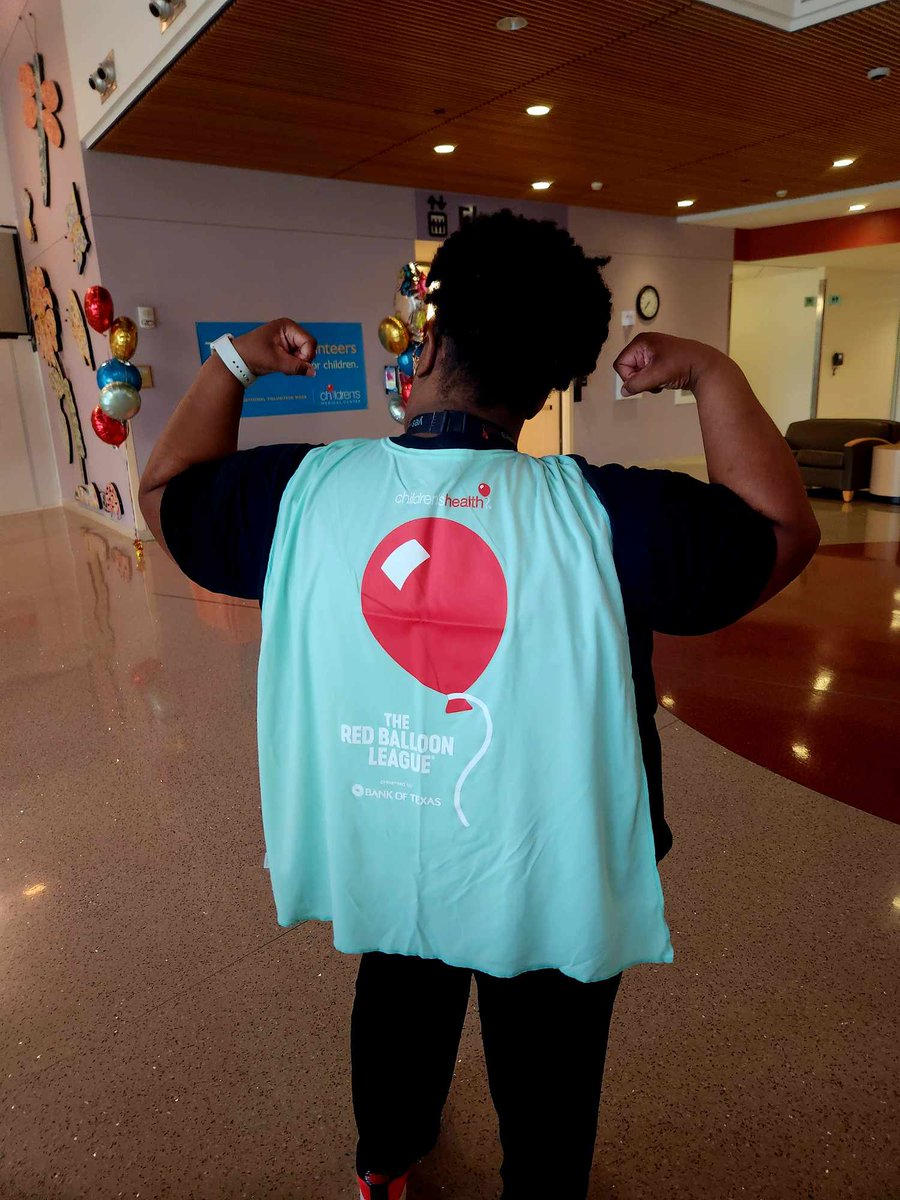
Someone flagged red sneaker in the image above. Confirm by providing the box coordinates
[357,1170,408,1200]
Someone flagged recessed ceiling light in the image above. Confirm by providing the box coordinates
[526,104,551,116]
[832,157,856,168]
[433,144,455,154]
[496,15,527,31]
[848,203,867,212]
[776,189,788,198]
[531,180,552,190]
[677,199,695,208]
[590,181,604,191]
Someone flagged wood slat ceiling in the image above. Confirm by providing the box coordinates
[97,0,900,216]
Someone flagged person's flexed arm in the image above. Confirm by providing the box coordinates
[614,333,820,603]
[139,318,317,554]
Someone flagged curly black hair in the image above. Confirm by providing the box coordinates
[427,209,611,416]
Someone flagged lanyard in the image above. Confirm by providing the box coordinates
[407,410,517,448]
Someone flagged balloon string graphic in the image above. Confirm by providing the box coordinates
[446,692,492,829]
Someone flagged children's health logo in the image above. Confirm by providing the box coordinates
[395,482,493,508]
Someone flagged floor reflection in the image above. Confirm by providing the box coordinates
[654,499,900,823]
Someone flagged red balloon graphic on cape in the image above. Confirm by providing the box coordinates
[361,517,507,712]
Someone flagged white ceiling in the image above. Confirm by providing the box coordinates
[699,0,889,31]
[682,180,900,229]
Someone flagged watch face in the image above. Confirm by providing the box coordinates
[638,286,659,321]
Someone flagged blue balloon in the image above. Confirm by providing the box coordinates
[97,358,142,391]
[397,349,415,376]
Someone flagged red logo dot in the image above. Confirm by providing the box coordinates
[478,483,491,497]
[327,384,334,392]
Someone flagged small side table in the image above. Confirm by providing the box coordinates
[870,443,900,504]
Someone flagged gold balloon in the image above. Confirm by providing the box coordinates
[109,316,138,362]
[378,315,409,355]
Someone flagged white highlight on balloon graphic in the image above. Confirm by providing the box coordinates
[446,692,492,828]
[381,538,430,590]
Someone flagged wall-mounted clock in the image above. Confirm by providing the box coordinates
[637,285,660,321]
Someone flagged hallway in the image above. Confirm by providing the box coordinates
[1,504,897,1199]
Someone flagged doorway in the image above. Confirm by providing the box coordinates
[519,390,563,457]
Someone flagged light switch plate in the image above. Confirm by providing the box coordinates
[621,309,636,327]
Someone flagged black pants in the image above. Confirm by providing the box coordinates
[351,952,622,1199]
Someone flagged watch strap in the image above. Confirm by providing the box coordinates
[210,333,257,387]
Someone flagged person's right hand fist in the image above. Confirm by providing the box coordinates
[613,333,725,397]
[232,319,317,378]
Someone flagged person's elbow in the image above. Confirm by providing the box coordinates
[138,473,166,549]
[760,516,820,604]
[789,510,821,575]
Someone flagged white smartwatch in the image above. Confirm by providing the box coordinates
[210,333,257,387]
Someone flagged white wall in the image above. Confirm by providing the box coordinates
[730,266,824,434]
[61,0,229,147]
[0,1,133,527]
[817,269,900,420]
[0,103,59,515]
[567,207,735,466]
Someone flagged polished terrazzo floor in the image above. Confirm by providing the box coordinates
[654,496,900,825]
[1,501,898,1200]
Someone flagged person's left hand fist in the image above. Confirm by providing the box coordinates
[233,319,317,378]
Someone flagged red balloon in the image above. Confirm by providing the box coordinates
[361,517,507,712]
[90,404,128,446]
[83,285,114,333]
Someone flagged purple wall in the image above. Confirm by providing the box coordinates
[86,153,415,473]
[568,207,735,466]
[84,151,734,476]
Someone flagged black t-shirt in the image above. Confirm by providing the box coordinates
[160,432,776,861]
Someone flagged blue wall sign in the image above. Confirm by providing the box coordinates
[196,321,367,417]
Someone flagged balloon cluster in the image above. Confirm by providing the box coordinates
[83,285,142,446]
[378,261,435,423]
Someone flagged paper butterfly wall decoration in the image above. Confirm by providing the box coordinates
[67,289,96,369]
[27,265,87,485]
[65,184,90,274]
[18,53,63,207]
[22,189,36,242]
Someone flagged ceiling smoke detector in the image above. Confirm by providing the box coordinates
[496,15,528,31]
[867,66,890,81]
[590,181,604,191]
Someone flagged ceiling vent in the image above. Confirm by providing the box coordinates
[699,0,887,31]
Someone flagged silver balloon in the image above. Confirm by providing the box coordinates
[388,397,406,424]
[99,381,141,421]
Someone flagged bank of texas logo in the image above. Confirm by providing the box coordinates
[360,517,506,827]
